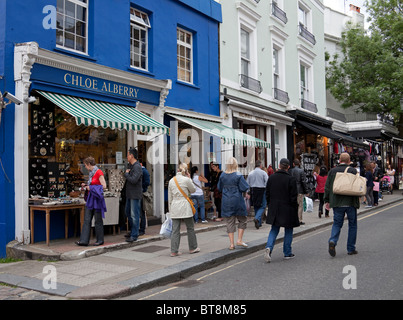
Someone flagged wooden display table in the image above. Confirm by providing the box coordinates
[29,203,85,246]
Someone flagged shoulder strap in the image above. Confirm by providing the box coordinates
[173,177,196,214]
[192,176,203,190]
[173,176,190,199]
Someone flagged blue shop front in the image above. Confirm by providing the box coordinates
[0,0,223,257]
[11,43,171,248]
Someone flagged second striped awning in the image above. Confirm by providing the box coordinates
[170,114,269,148]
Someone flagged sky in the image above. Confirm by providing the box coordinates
[324,0,370,29]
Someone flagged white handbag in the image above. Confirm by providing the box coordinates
[333,167,367,196]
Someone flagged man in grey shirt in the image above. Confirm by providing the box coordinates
[247,160,268,229]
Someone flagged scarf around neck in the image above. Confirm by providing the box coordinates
[88,165,99,185]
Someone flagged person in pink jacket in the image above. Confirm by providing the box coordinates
[314,166,329,218]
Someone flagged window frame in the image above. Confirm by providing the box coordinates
[177,27,194,84]
[298,6,308,28]
[237,2,260,87]
[130,8,150,71]
[298,2,316,45]
[297,41,316,109]
[300,63,309,101]
[273,48,280,89]
[56,0,89,55]
[240,28,251,77]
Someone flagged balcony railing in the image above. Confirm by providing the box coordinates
[345,112,395,125]
[301,99,318,113]
[240,74,263,94]
[327,108,346,122]
[298,23,316,45]
[272,3,288,24]
[274,88,290,104]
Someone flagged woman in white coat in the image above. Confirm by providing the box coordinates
[168,163,200,257]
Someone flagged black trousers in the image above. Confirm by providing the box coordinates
[79,207,104,244]
[318,193,329,215]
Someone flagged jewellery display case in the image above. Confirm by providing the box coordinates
[47,162,67,198]
[29,158,48,197]
[30,104,56,157]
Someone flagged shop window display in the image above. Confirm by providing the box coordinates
[29,99,128,198]
[294,126,330,196]
[294,127,329,167]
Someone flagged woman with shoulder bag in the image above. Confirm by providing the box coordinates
[168,163,200,257]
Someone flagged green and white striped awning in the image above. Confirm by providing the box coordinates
[38,91,169,135]
[171,114,269,148]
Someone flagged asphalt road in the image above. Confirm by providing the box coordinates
[123,201,403,301]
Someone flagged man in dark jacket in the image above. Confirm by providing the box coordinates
[324,152,359,257]
[124,148,143,242]
[264,158,299,263]
[289,159,308,225]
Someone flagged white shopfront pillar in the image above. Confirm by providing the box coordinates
[154,83,171,221]
[14,42,39,244]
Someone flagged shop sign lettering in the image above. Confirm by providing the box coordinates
[64,73,139,99]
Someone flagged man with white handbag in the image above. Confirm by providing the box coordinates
[324,153,360,257]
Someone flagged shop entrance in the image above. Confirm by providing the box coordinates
[27,89,171,242]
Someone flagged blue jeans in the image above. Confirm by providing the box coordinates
[139,197,146,234]
[329,206,357,253]
[191,195,205,222]
[254,194,267,227]
[266,225,294,257]
[126,198,141,239]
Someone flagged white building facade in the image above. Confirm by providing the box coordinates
[218,0,329,172]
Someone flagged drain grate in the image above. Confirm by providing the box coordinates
[132,245,169,253]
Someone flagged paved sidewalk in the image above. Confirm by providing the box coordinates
[1,193,402,300]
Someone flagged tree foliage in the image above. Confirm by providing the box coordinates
[326,0,403,117]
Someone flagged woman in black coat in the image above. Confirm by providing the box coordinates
[264,159,300,263]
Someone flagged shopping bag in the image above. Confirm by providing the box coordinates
[304,197,313,213]
[245,197,251,214]
[373,181,379,192]
[333,166,367,196]
[160,213,173,238]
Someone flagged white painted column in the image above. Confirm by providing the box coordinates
[14,42,39,244]
[221,101,234,168]
[154,82,171,221]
